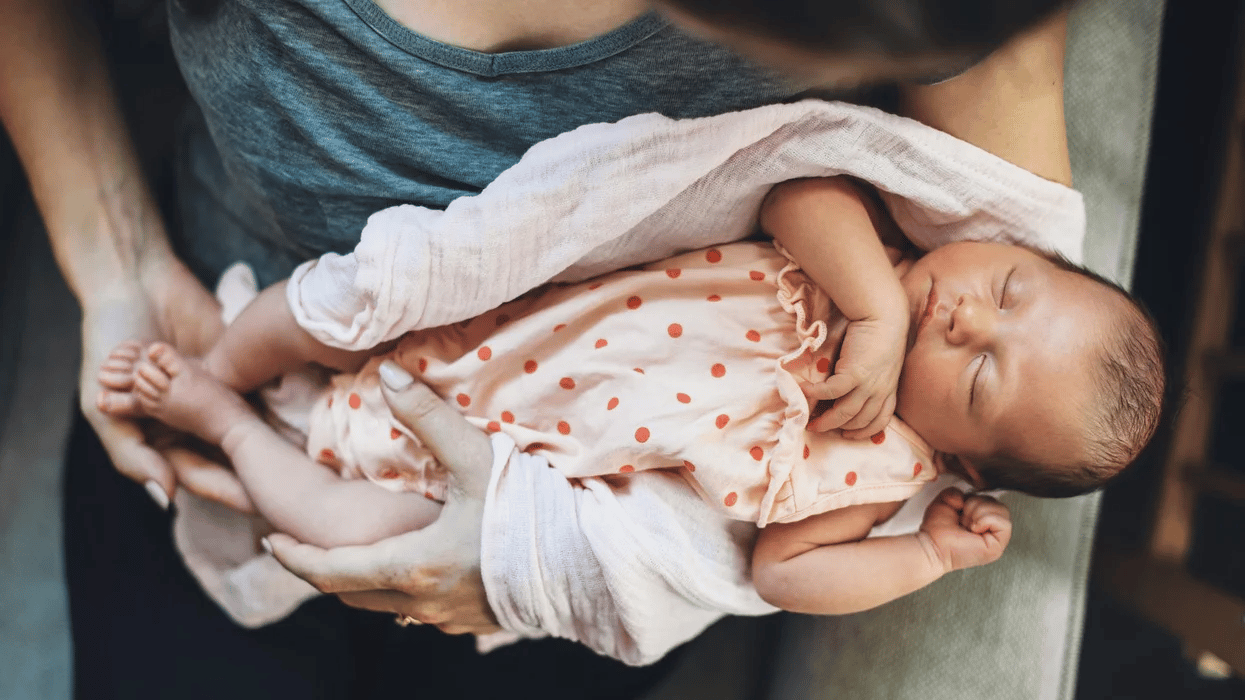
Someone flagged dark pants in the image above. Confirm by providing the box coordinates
[62,410,679,699]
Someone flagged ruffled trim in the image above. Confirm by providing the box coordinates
[754,242,833,525]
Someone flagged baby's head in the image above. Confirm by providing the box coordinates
[894,241,1165,498]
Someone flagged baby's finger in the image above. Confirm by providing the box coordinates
[842,394,895,440]
[806,373,856,401]
[810,390,863,432]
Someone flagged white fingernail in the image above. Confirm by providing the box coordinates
[379,361,414,390]
[144,480,170,511]
[260,537,273,555]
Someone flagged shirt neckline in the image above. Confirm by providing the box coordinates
[343,1,669,76]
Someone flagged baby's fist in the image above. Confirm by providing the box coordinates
[919,488,1012,573]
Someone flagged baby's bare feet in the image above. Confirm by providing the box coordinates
[96,340,146,416]
[131,343,258,446]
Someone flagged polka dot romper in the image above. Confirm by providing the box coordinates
[305,241,938,525]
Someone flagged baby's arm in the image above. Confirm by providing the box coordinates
[752,489,1011,615]
[759,177,909,439]
[203,280,394,393]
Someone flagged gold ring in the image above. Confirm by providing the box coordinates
[395,614,422,627]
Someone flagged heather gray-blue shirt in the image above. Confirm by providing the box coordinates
[167,0,810,287]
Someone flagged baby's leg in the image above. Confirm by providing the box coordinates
[131,343,443,548]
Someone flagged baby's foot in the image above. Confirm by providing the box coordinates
[130,343,258,447]
[96,340,146,416]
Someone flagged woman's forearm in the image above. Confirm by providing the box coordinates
[0,0,176,304]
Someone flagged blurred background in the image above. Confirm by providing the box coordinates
[1,1,1243,698]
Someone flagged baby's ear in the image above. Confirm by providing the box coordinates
[936,453,987,490]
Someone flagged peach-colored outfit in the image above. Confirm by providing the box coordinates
[305,241,937,525]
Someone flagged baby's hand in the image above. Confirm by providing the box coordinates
[806,316,906,438]
[918,488,1012,574]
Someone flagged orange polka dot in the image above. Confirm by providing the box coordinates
[326,396,333,408]
[390,428,402,440]
[706,249,722,263]
[557,421,571,435]
[487,421,501,433]
[477,346,492,361]
[560,377,576,390]
[424,491,436,500]
[676,393,691,404]
[524,360,539,373]
[418,358,428,373]
[750,446,763,461]
[711,363,726,378]
[380,467,400,480]
[348,393,362,409]
[501,411,515,423]
[871,431,886,445]
[803,444,810,459]
[595,338,608,349]
[666,268,681,279]
[749,270,765,281]
[913,463,924,478]
[845,471,858,486]
[683,460,696,472]
[816,357,831,374]
[589,282,604,290]
[635,427,650,443]
[620,464,635,473]
[667,323,683,338]
[626,296,642,310]
[745,330,761,342]
[715,414,730,429]
[553,323,567,332]
[318,448,336,463]
[724,492,738,507]
[633,368,645,374]
[607,397,619,410]
[456,393,471,407]
[707,294,721,302]
[495,314,510,326]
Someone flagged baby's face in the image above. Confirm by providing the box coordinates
[895,242,1116,470]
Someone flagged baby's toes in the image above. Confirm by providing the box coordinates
[136,360,172,392]
[146,342,185,378]
[96,389,140,416]
[97,365,135,390]
[108,340,144,362]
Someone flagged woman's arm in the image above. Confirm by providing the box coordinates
[0,0,245,507]
[899,7,1072,186]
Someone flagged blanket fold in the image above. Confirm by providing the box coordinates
[175,99,1084,664]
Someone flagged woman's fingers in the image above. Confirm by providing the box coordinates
[164,447,255,513]
[336,589,502,635]
[264,533,404,594]
[82,402,176,508]
[378,360,493,498]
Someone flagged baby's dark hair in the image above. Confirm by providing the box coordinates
[969,246,1167,498]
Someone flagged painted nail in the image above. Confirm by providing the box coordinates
[260,537,273,555]
[144,480,170,511]
[379,361,414,391]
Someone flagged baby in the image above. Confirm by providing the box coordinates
[96,176,1165,616]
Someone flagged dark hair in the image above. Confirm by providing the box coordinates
[967,248,1167,498]
[661,0,1071,58]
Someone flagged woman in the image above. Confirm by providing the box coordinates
[0,0,1073,696]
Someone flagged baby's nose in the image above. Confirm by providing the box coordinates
[948,295,994,345]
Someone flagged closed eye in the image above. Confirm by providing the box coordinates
[969,354,986,407]
[999,267,1016,308]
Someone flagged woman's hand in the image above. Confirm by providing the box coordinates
[83,258,253,511]
[266,360,502,635]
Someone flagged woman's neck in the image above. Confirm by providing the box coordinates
[372,0,652,52]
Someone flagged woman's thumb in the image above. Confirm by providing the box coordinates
[378,360,493,496]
